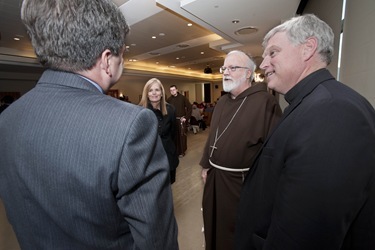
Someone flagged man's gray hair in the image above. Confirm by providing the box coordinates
[227,50,257,82]
[21,0,130,72]
[263,14,334,65]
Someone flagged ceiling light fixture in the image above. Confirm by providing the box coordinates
[235,26,258,36]
[187,23,192,27]
[232,19,240,24]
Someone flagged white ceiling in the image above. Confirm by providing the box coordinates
[0,0,304,80]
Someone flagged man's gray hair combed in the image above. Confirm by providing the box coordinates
[263,14,334,65]
[21,0,130,72]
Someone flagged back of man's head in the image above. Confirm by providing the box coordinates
[21,0,129,72]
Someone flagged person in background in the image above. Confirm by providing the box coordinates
[0,95,14,114]
[235,14,375,249]
[191,104,206,131]
[139,78,179,184]
[167,85,192,157]
[200,50,282,250]
[0,0,178,249]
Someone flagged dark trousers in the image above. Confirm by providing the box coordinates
[175,121,187,155]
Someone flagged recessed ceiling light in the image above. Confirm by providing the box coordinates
[159,33,165,36]
[151,36,156,39]
[176,57,179,60]
[187,23,192,27]
[201,52,204,55]
[130,44,136,46]
[232,19,240,24]
[13,37,20,41]
[235,26,258,35]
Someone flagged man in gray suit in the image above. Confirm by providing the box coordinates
[0,0,178,249]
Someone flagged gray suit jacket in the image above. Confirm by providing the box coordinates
[0,70,178,249]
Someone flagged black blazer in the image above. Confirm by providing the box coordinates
[149,103,179,171]
[235,69,375,249]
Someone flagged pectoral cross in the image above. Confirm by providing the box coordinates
[209,129,220,158]
[209,142,217,157]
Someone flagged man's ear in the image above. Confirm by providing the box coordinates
[302,37,318,61]
[100,49,112,77]
[246,69,252,79]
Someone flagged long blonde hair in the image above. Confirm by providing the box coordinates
[139,78,168,116]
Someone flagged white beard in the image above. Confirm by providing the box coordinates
[223,74,246,92]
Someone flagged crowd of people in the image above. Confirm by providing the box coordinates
[0,0,374,249]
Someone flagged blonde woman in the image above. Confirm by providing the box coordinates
[139,78,179,183]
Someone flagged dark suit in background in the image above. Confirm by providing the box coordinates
[0,0,178,249]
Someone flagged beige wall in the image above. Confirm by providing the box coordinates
[340,0,375,106]
[304,0,343,78]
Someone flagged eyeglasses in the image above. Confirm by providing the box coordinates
[219,66,250,74]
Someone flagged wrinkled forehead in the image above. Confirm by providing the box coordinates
[262,31,288,57]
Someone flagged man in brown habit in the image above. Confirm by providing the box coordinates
[200,50,282,250]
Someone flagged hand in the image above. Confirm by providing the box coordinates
[180,117,186,123]
[201,168,209,184]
